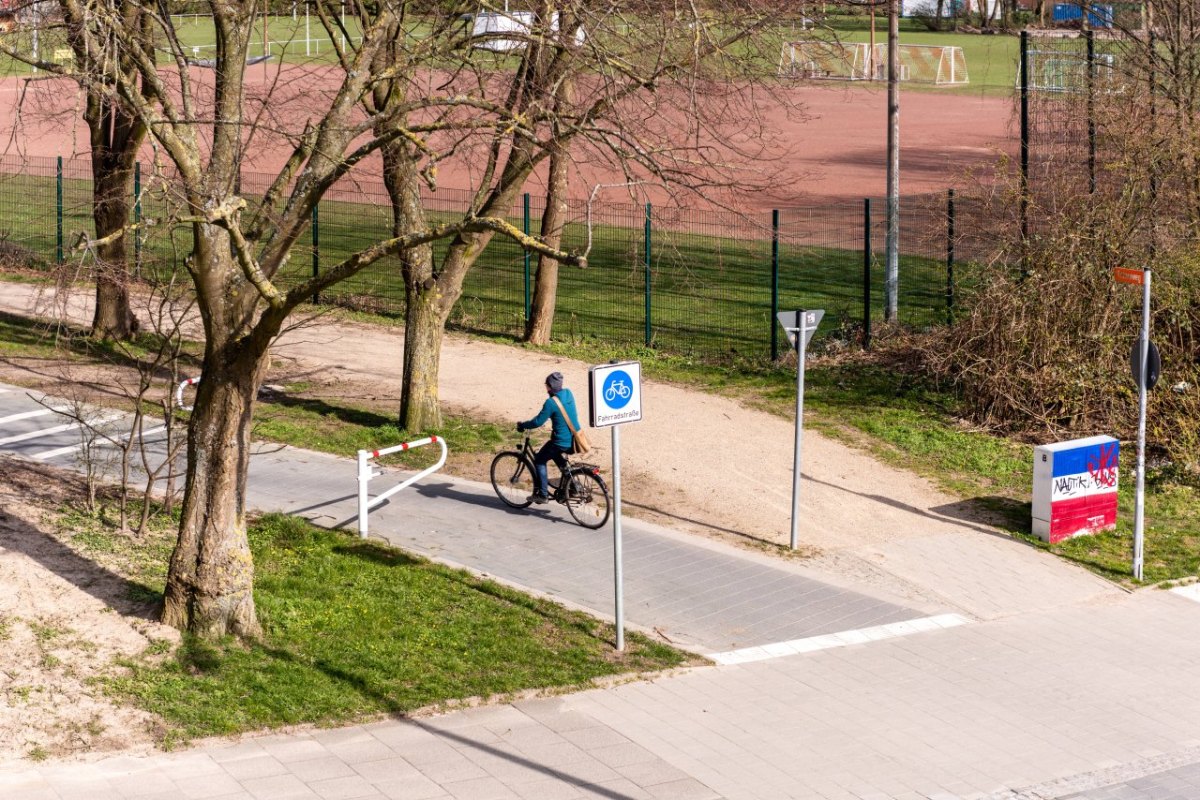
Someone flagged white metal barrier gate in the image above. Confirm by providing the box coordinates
[357,436,447,538]
[176,376,201,411]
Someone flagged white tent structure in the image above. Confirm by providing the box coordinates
[470,10,585,52]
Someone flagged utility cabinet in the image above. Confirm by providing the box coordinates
[1032,436,1119,544]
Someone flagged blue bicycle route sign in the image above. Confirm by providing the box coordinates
[588,361,642,428]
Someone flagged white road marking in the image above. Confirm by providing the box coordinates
[0,412,125,447]
[708,613,971,665]
[0,421,81,445]
[0,409,56,425]
[1170,585,1200,603]
[31,423,166,461]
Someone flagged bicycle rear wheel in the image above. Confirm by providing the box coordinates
[565,470,610,529]
[491,452,535,508]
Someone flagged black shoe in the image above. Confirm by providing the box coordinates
[529,492,550,505]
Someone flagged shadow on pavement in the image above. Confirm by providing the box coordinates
[412,480,578,528]
[806,474,1034,544]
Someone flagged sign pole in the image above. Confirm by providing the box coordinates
[589,360,641,652]
[611,424,625,651]
[776,310,822,551]
[1133,267,1151,581]
[790,325,806,551]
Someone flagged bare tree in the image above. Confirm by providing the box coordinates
[3,0,785,638]
[67,0,150,341]
[371,0,786,428]
[523,73,573,346]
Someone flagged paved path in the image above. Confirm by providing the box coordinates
[3,384,1200,799]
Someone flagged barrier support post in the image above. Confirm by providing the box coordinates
[356,436,447,538]
[357,449,371,539]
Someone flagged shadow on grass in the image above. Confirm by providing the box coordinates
[263,393,395,429]
[0,308,203,389]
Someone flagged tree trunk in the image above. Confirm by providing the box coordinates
[90,160,138,340]
[524,139,570,345]
[86,100,144,341]
[379,140,446,432]
[400,283,450,431]
[70,0,147,344]
[161,228,269,640]
[161,352,264,638]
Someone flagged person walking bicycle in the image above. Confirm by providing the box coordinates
[516,371,582,504]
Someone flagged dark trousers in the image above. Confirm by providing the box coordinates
[533,441,569,496]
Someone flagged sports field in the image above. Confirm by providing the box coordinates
[0,13,1019,92]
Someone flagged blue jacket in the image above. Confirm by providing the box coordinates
[521,389,581,449]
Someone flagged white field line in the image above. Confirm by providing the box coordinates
[708,613,971,665]
[31,422,165,461]
[0,420,83,445]
[1170,585,1200,604]
[0,408,56,425]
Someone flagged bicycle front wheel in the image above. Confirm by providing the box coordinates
[491,452,536,508]
[565,470,611,529]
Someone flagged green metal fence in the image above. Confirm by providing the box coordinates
[0,153,984,364]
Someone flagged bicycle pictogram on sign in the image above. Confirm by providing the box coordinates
[603,371,634,408]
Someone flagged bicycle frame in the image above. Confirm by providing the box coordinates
[516,436,601,500]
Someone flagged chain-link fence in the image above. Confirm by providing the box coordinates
[0,153,990,364]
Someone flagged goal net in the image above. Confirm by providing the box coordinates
[1023,49,1117,94]
[778,41,871,81]
[779,41,968,86]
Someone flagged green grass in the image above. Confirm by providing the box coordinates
[3,162,959,364]
[95,513,688,741]
[252,388,507,470]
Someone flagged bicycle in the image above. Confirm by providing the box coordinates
[490,436,612,529]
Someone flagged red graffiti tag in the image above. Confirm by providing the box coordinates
[1087,443,1119,489]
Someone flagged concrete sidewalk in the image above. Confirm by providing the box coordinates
[4,383,1200,799]
[6,590,1200,800]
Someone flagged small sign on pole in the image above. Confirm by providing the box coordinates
[1113,267,1145,286]
[588,360,642,651]
[776,310,823,550]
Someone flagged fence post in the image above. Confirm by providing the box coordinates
[863,198,872,350]
[644,202,652,347]
[946,189,955,324]
[55,156,63,264]
[523,192,531,321]
[771,209,780,361]
[1019,30,1030,277]
[133,161,142,274]
[1086,29,1096,195]
[311,203,320,305]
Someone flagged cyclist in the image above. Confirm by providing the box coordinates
[516,371,581,504]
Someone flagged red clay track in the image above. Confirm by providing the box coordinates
[0,66,1014,212]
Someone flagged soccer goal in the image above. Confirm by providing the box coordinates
[870,44,969,86]
[778,41,872,81]
[779,40,968,86]
[1024,49,1116,94]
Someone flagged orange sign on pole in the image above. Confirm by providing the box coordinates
[1114,268,1146,285]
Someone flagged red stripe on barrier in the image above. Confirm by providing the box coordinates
[372,450,379,458]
